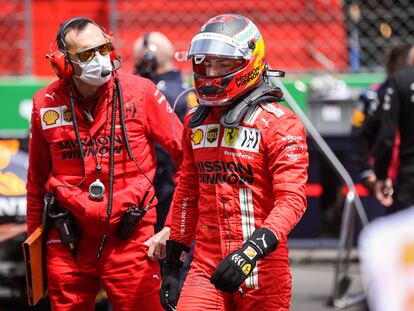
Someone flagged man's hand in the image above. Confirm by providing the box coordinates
[374,178,394,207]
[160,240,189,311]
[210,227,278,293]
[210,243,257,293]
[144,227,170,261]
[362,173,377,194]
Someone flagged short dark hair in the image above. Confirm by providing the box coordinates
[57,17,95,51]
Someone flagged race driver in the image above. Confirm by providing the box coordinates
[26,17,182,310]
[160,14,309,311]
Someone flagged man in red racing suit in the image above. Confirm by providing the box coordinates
[160,14,308,311]
[26,17,182,311]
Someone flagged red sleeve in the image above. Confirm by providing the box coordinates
[263,113,308,240]
[169,115,200,246]
[26,94,52,235]
[143,82,184,227]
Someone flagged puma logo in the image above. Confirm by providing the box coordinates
[256,234,268,248]
[45,92,55,102]
[261,118,270,127]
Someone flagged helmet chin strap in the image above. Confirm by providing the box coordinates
[220,83,283,128]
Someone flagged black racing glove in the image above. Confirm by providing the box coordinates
[210,227,278,293]
[160,240,190,311]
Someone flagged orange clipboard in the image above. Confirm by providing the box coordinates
[22,225,47,306]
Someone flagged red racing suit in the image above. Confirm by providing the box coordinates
[170,102,308,311]
[26,71,183,311]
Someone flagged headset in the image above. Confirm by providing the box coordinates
[46,17,119,79]
[135,32,158,78]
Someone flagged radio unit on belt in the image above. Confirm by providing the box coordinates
[116,188,153,239]
[45,193,80,257]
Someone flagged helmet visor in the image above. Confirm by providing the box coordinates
[188,33,252,59]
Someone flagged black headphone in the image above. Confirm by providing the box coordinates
[57,17,89,51]
[135,32,158,79]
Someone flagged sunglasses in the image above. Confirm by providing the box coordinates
[68,42,113,63]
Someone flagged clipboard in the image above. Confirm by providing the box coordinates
[22,225,47,306]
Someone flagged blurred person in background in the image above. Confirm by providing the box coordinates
[359,205,414,311]
[133,31,197,233]
[374,46,414,213]
[159,14,308,311]
[352,45,414,202]
[26,17,183,310]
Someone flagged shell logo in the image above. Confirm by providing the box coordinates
[245,247,256,258]
[43,110,59,126]
[192,129,204,145]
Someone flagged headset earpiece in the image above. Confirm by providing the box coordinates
[106,32,118,61]
[46,17,85,78]
[46,49,73,78]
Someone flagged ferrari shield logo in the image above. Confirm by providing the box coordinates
[242,263,252,275]
[224,128,239,146]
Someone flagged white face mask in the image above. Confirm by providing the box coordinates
[74,53,113,86]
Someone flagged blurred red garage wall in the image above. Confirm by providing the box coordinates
[0,0,348,76]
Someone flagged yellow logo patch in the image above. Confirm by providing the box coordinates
[43,110,59,126]
[207,127,218,143]
[224,128,239,146]
[192,129,204,145]
[63,108,72,122]
[243,246,257,260]
[242,263,252,275]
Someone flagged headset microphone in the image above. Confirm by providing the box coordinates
[101,55,122,77]
[101,69,111,77]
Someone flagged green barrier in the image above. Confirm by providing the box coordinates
[0,79,51,138]
[0,74,384,138]
[280,72,385,113]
